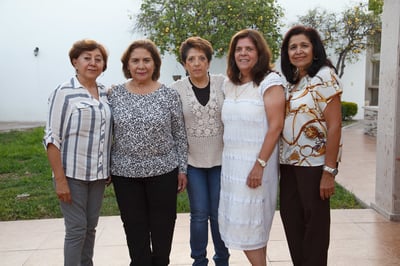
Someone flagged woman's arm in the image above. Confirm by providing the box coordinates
[44,88,72,203]
[46,144,71,203]
[320,94,342,200]
[247,85,285,188]
[169,89,188,192]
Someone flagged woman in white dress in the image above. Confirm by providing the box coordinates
[218,29,285,266]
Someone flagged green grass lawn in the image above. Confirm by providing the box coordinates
[0,127,362,221]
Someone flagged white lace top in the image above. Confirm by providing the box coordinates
[170,74,225,168]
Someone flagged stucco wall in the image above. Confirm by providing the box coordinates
[0,0,365,122]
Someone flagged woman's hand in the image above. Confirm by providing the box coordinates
[320,172,335,200]
[106,176,112,186]
[177,173,187,193]
[55,176,72,204]
[246,163,263,188]
[47,144,72,203]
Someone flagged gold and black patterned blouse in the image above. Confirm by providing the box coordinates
[280,66,343,166]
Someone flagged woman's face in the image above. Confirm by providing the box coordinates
[288,34,313,72]
[183,48,209,80]
[72,48,104,81]
[127,47,155,83]
[234,37,258,75]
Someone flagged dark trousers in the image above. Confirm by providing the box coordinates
[279,164,330,266]
[112,168,178,266]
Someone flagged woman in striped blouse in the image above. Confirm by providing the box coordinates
[43,39,113,266]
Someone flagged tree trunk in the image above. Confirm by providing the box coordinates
[335,50,348,78]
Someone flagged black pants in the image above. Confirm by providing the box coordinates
[279,164,330,266]
[112,168,178,266]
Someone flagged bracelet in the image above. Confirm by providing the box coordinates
[257,158,267,168]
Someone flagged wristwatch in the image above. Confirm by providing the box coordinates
[257,158,267,168]
[323,165,338,176]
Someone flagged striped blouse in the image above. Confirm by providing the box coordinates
[43,76,113,181]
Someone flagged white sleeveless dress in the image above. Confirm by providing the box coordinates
[218,73,282,250]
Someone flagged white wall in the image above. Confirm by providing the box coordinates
[338,54,367,119]
[0,0,365,122]
[1,0,151,122]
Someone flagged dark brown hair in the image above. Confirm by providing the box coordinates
[227,29,273,86]
[120,39,161,80]
[69,39,108,71]
[179,37,213,64]
[280,25,335,84]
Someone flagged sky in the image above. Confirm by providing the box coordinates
[277,0,368,31]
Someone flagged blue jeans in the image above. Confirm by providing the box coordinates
[187,165,229,266]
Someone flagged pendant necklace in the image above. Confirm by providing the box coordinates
[234,85,246,101]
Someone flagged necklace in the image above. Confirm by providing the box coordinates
[128,81,159,95]
[234,85,246,101]
[189,76,209,89]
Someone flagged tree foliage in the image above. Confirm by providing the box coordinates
[297,2,381,78]
[368,0,383,15]
[133,0,283,63]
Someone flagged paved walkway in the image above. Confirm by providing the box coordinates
[0,121,45,132]
[1,122,400,265]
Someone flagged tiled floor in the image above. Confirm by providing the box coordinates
[335,123,377,207]
[1,210,400,265]
[1,122,400,265]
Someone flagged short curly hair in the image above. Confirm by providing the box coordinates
[120,39,161,80]
[69,39,108,71]
[179,37,213,64]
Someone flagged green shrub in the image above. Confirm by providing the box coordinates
[341,101,358,120]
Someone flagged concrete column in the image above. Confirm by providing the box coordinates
[372,0,400,221]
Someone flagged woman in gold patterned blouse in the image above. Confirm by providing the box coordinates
[279,25,343,266]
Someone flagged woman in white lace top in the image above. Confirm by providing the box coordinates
[170,37,229,266]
